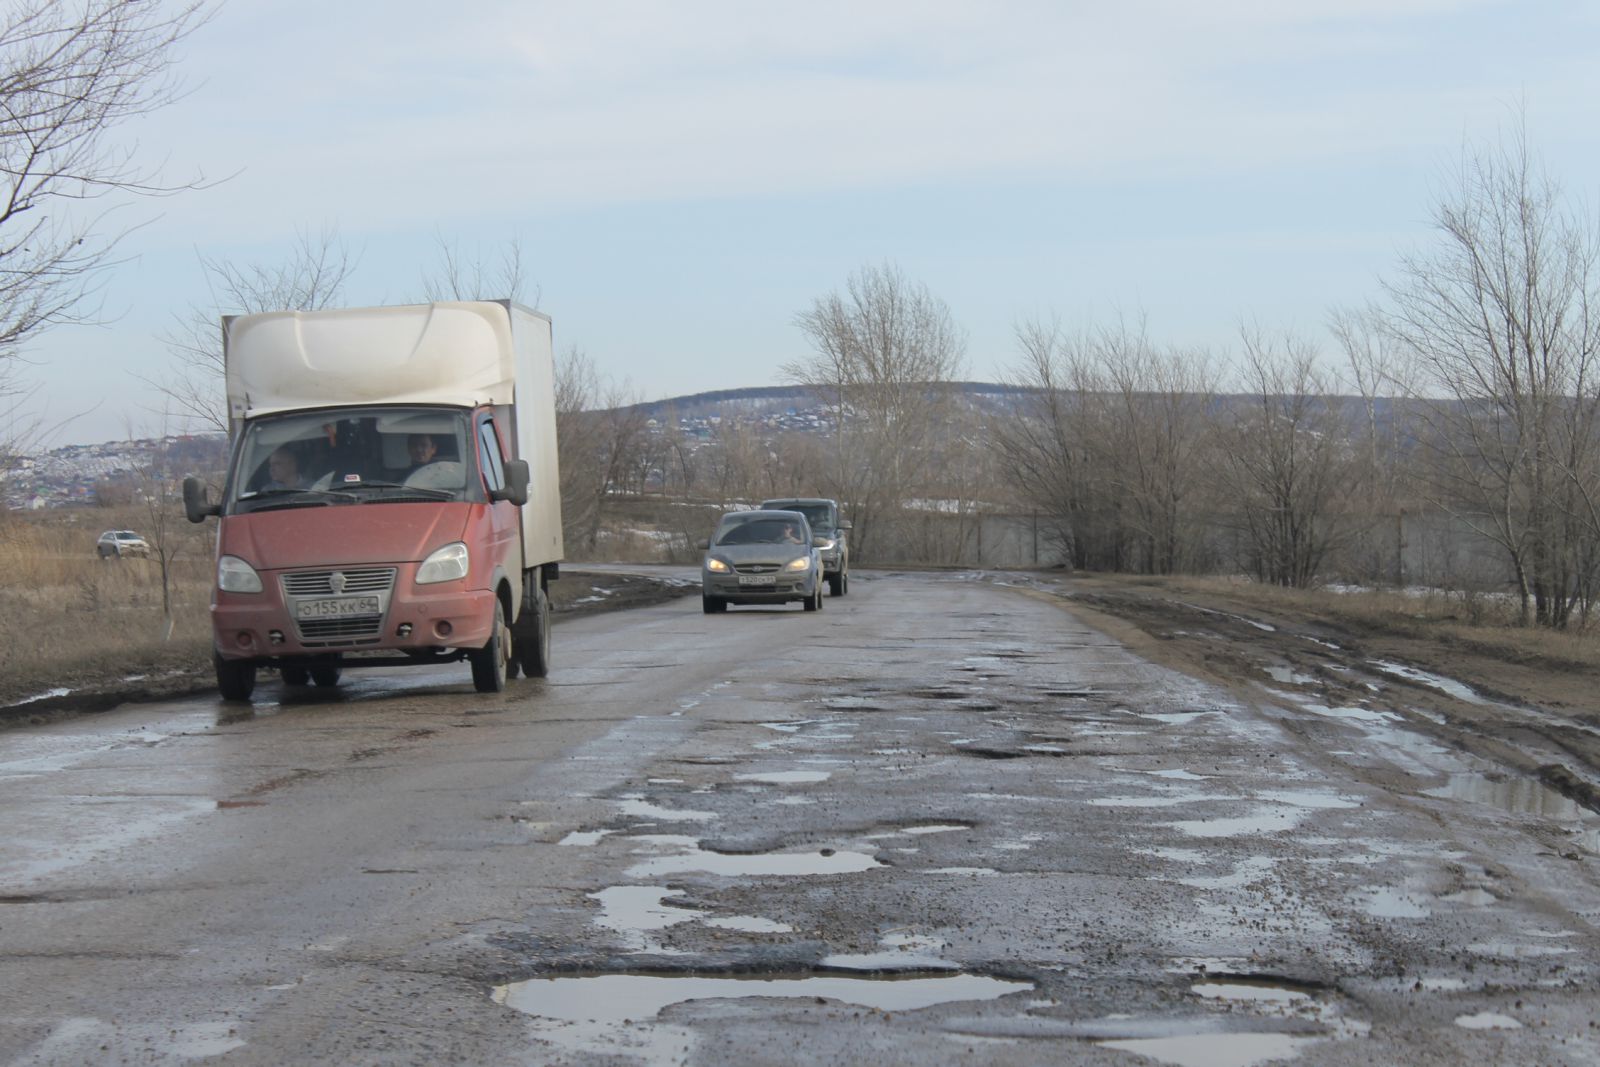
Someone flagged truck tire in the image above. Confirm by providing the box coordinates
[470,599,509,693]
[215,652,256,702]
[280,665,309,687]
[828,572,845,597]
[514,582,551,678]
[310,665,341,687]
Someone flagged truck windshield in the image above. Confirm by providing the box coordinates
[225,408,474,514]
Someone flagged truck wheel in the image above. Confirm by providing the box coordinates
[828,573,844,597]
[470,599,509,693]
[280,665,309,687]
[515,583,551,678]
[215,652,256,702]
[310,665,341,687]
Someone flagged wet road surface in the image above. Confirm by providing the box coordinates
[2,571,1598,1065]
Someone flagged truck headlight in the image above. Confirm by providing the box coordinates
[705,557,731,573]
[217,555,263,593]
[417,542,470,584]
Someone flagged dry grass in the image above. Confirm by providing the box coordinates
[1166,574,1600,671]
[0,507,214,704]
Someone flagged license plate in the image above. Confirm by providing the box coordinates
[738,575,776,586]
[296,596,380,619]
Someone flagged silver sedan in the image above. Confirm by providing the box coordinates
[701,510,825,613]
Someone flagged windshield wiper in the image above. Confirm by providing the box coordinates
[351,480,458,500]
[238,487,358,509]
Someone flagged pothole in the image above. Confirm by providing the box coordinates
[625,839,882,878]
[492,970,1034,1024]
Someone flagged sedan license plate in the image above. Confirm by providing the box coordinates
[296,596,380,619]
[737,575,776,586]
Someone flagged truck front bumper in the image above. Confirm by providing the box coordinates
[212,578,497,661]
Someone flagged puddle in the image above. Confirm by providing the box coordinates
[1423,773,1587,820]
[820,951,959,971]
[1141,711,1215,726]
[734,771,831,785]
[1192,979,1312,1004]
[626,841,882,879]
[1371,661,1486,704]
[1097,1032,1309,1066]
[902,824,969,836]
[617,796,719,823]
[925,867,998,876]
[559,829,615,847]
[492,972,1034,1023]
[704,915,791,933]
[1149,769,1213,782]
[1454,1012,1522,1030]
[1256,790,1360,810]
[1168,808,1308,838]
[1091,793,1216,809]
[1285,699,1395,724]
[591,886,701,945]
[1355,886,1432,919]
[1264,667,1317,686]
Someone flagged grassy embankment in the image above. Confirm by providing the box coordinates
[0,506,214,705]
[1128,573,1600,671]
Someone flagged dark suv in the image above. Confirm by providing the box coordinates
[759,497,851,595]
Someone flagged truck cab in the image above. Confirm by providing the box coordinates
[187,301,562,701]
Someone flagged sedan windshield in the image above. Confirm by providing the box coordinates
[716,519,807,546]
[225,408,472,514]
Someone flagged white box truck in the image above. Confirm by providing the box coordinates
[184,300,563,700]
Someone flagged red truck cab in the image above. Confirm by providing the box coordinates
[186,302,563,701]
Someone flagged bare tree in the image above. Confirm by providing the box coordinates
[990,318,1096,568]
[1377,119,1600,626]
[787,262,966,558]
[155,227,358,431]
[552,346,649,553]
[0,0,212,449]
[419,234,537,307]
[1212,328,1361,588]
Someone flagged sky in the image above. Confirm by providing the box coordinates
[14,0,1600,445]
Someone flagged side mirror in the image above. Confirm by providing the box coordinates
[696,539,710,551]
[838,519,853,531]
[494,460,530,506]
[183,476,220,523]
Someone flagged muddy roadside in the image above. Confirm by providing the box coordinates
[0,569,694,727]
[1021,572,1600,818]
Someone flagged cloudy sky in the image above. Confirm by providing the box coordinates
[17,0,1600,444]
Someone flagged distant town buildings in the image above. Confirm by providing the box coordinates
[2,434,227,509]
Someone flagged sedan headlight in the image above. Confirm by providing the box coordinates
[784,556,811,572]
[417,541,470,584]
[217,554,263,593]
[705,557,732,573]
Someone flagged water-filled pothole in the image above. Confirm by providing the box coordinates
[492,971,1033,1023]
[625,840,882,878]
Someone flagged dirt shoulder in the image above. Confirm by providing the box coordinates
[1020,572,1600,816]
[0,569,694,726]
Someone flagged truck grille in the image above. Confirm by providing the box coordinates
[282,568,396,596]
[298,617,385,645]
[282,567,395,646]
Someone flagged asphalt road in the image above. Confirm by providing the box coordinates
[2,571,1597,1066]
